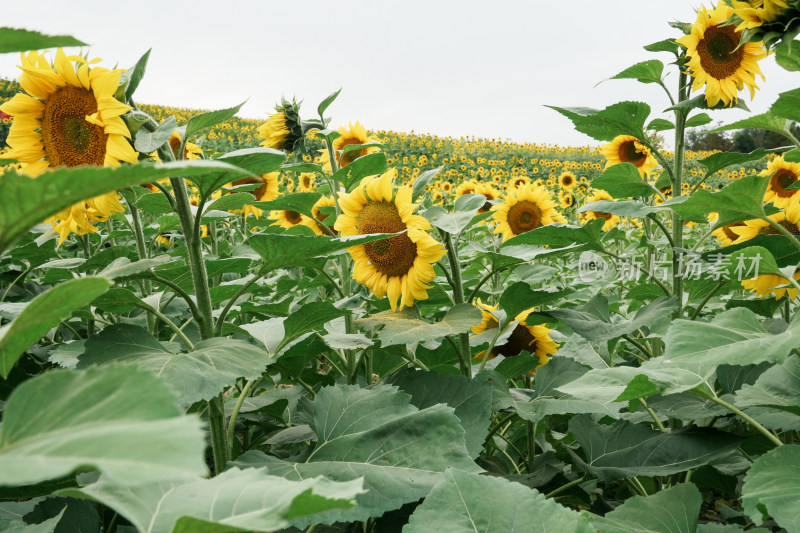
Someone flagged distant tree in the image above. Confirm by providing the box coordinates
[685,123,735,152]
[685,121,800,153]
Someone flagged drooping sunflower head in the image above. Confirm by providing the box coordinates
[731,0,788,30]
[676,4,767,107]
[761,155,800,208]
[258,98,304,153]
[491,183,563,242]
[334,169,447,311]
[599,135,658,177]
[558,170,578,190]
[471,299,559,373]
[579,190,621,231]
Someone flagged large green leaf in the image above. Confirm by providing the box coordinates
[569,415,742,482]
[75,324,269,405]
[771,88,800,123]
[404,469,592,533]
[386,369,493,458]
[0,276,111,378]
[742,444,800,533]
[665,175,769,226]
[501,219,606,251]
[662,307,800,375]
[546,101,651,142]
[231,384,480,524]
[62,468,363,533]
[356,303,481,346]
[0,28,86,53]
[424,194,485,234]
[706,112,791,138]
[698,148,777,178]
[734,355,800,415]
[331,152,388,190]
[586,483,701,533]
[576,200,669,219]
[607,60,665,85]
[0,365,206,486]
[0,160,256,251]
[592,163,655,198]
[252,192,323,218]
[187,147,285,197]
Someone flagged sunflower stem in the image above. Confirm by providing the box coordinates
[704,393,783,447]
[443,232,472,377]
[671,69,689,319]
[127,198,157,334]
[227,379,257,453]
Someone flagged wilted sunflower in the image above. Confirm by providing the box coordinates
[558,170,578,190]
[301,195,336,236]
[732,0,788,30]
[471,299,559,372]
[676,4,767,107]
[491,184,564,242]
[580,190,621,231]
[319,121,380,172]
[599,135,658,177]
[229,172,280,219]
[762,155,800,208]
[0,49,138,243]
[258,98,304,153]
[334,169,447,311]
[741,269,800,300]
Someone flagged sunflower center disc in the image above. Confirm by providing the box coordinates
[285,210,302,224]
[339,139,367,167]
[762,219,800,236]
[494,323,537,358]
[773,170,798,197]
[699,25,745,79]
[42,85,106,167]
[359,201,417,278]
[620,141,646,167]
[507,201,543,234]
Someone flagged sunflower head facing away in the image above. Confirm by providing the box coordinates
[599,135,658,177]
[0,49,139,244]
[491,184,564,242]
[258,98,304,153]
[471,299,559,373]
[334,169,447,311]
[676,4,767,107]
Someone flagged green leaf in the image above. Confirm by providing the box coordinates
[184,101,245,141]
[0,160,256,252]
[317,88,342,117]
[331,152,388,190]
[424,193,485,234]
[705,233,800,269]
[1,508,65,533]
[205,192,253,213]
[0,365,206,486]
[0,276,111,378]
[771,88,800,123]
[644,38,678,54]
[281,301,348,353]
[648,118,675,131]
[706,112,791,138]
[136,192,173,215]
[386,369,493,458]
[134,115,177,153]
[412,166,442,201]
[24,497,100,533]
[666,175,769,226]
[232,384,480,524]
[668,93,750,112]
[355,303,482,346]
[0,28,87,53]
[587,483,701,533]
[62,468,363,533]
[189,147,285,197]
[248,232,401,271]
[75,324,269,405]
[662,307,800,375]
[776,40,800,71]
[123,48,151,101]
[99,256,172,280]
[546,295,677,342]
[742,445,800,532]
[734,355,800,415]
[499,282,571,319]
[592,163,655,198]
[698,148,777,177]
[686,113,713,128]
[546,101,651,142]
[405,469,592,533]
[577,199,669,219]
[607,60,664,85]
[569,415,742,482]
[252,192,323,218]
[501,219,606,252]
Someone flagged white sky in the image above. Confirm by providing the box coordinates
[1,0,797,148]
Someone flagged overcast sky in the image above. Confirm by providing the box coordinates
[1,0,797,148]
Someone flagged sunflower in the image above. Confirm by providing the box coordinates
[731,207,800,242]
[471,299,559,372]
[732,0,788,30]
[508,175,530,189]
[558,170,578,190]
[474,182,501,213]
[558,190,575,209]
[580,190,622,231]
[229,172,280,219]
[296,172,316,192]
[334,169,447,311]
[319,121,380,172]
[676,4,767,107]
[491,184,563,242]
[0,49,138,243]
[168,130,203,160]
[599,135,658,177]
[741,269,800,300]
[269,208,305,229]
[709,213,750,246]
[455,180,479,198]
[301,195,336,236]
[257,98,304,153]
[762,155,800,208]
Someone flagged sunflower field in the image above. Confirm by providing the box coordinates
[4,2,800,531]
